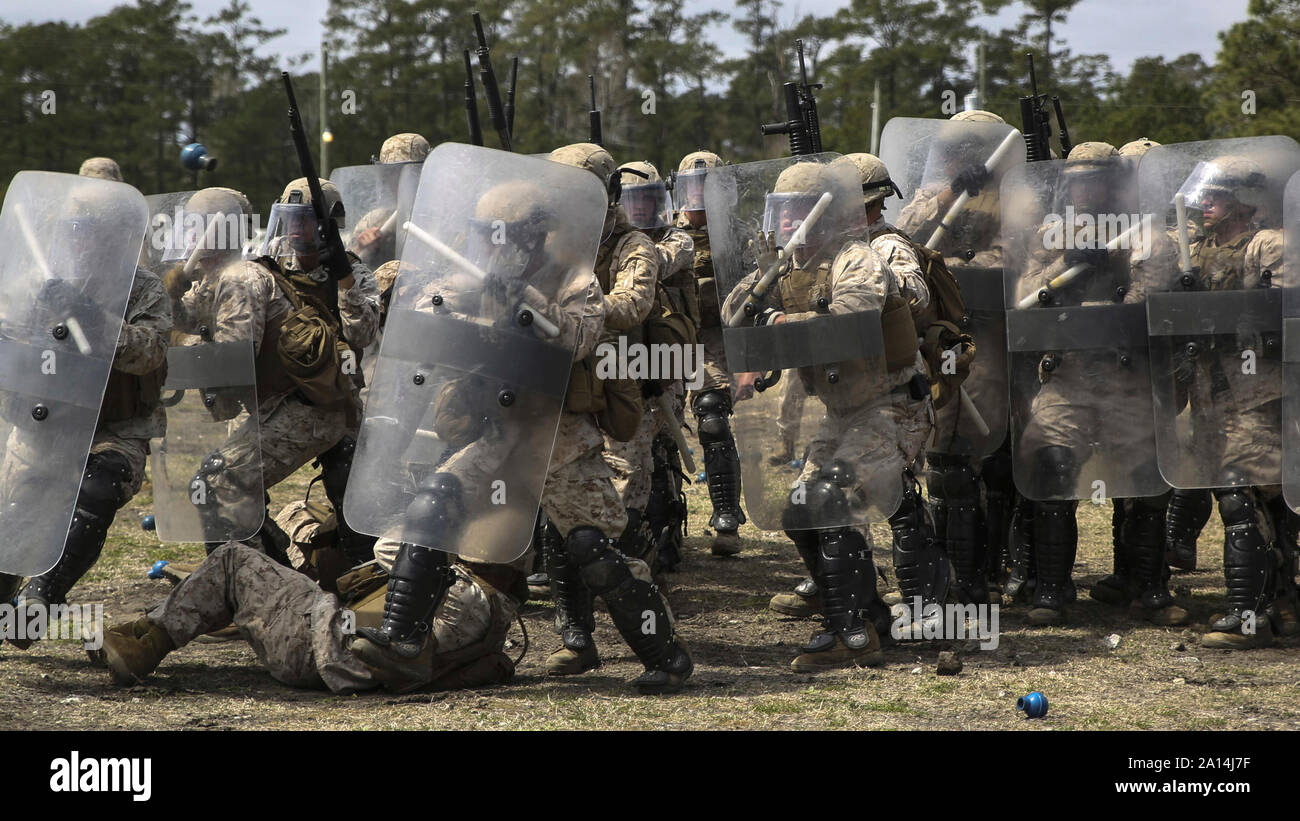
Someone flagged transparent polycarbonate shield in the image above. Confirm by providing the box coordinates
[0,171,147,575]
[1139,137,1300,490]
[703,153,903,530]
[150,336,263,543]
[883,116,1026,456]
[344,143,607,562]
[141,191,195,270]
[1001,156,1166,501]
[331,161,423,268]
[1285,172,1300,510]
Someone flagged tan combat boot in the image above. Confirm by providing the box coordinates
[98,617,176,685]
[1202,613,1274,649]
[769,577,823,617]
[790,626,884,672]
[544,642,600,676]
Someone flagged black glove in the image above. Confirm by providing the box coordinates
[951,165,991,198]
[482,274,530,320]
[37,278,105,344]
[1063,247,1109,270]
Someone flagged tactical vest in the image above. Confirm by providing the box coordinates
[99,363,167,425]
[564,223,645,441]
[253,257,358,420]
[685,226,722,328]
[775,253,918,374]
[1191,230,1254,291]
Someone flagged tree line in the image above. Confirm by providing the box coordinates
[0,0,1296,212]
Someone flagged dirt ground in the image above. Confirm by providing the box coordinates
[2,451,1298,732]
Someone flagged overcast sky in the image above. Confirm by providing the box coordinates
[4,0,1251,75]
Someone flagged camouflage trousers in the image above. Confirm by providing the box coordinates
[776,373,807,444]
[206,394,350,531]
[691,325,731,395]
[605,385,685,512]
[798,391,933,518]
[148,543,513,694]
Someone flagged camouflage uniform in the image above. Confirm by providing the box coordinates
[676,150,746,554]
[126,543,519,693]
[168,184,378,550]
[8,268,171,612]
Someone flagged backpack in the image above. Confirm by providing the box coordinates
[260,258,357,414]
[875,228,976,409]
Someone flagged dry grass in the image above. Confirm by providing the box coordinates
[2,449,1298,731]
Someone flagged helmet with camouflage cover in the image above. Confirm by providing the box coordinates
[1177,154,1268,213]
[379,133,431,164]
[79,157,123,182]
[951,110,1005,125]
[764,160,858,248]
[550,143,618,203]
[1064,142,1122,209]
[165,187,254,263]
[840,153,902,207]
[279,177,346,224]
[466,180,555,278]
[1119,137,1161,159]
[619,161,672,229]
[674,150,724,213]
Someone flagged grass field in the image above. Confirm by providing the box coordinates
[2,444,1298,731]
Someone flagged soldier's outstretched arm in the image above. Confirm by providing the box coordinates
[603,232,659,330]
[874,234,930,314]
[655,228,694,280]
[557,277,607,361]
[113,270,172,375]
[337,258,382,348]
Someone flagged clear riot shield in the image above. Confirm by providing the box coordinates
[704,153,903,530]
[343,143,606,562]
[1001,154,1166,502]
[1285,172,1300,510]
[882,116,1026,456]
[1140,137,1300,491]
[0,171,148,575]
[150,189,265,543]
[150,337,263,544]
[142,191,195,271]
[331,161,422,269]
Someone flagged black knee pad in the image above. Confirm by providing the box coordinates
[315,435,356,506]
[928,456,979,504]
[404,473,465,547]
[1032,446,1077,499]
[78,451,133,519]
[692,389,732,443]
[575,531,634,597]
[1214,486,1256,527]
[782,472,851,531]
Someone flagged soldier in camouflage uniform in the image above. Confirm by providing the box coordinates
[1012,142,1183,627]
[93,542,521,693]
[350,162,692,694]
[723,161,933,670]
[607,160,694,572]
[897,110,1019,604]
[676,150,747,556]
[348,132,430,270]
[1168,154,1292,648]
[3,179,171,642]
[526,143,692,691]
[768,153,941,624]
[164,184,378,557]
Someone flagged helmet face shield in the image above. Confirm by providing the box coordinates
[464,217,545,279]
[762,192,821,247]
[622,181,673,229]
[673,169,707,213]
[1174,160,1254,212]
[260,202,319,260]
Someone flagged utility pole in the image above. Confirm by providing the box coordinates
[319,44,331,177]
[870,78,881,155]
